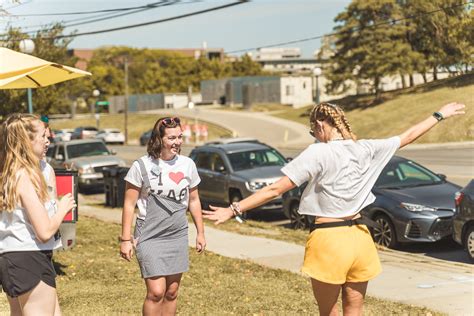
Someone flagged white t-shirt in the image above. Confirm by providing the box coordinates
[281,136,401,218]
[124,155,201,219]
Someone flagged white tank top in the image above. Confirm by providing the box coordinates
[0,163,62,253]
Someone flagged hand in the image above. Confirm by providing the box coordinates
[438,102,465,119]
[202,205,234,225]
[120,240,134,261]
[58,193,76,215]
[196,233,206,253]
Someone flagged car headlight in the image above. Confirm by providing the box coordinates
[78,166,95,175]
[401,202,436,212]
[246,181,267,191]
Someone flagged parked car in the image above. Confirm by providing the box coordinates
[140,130,152,146]
[70,126,98,140]
[189,139,287,215]
[95,128,125,145]
[452,180,474,262]
[282,156,461,248]
[54,128,74,142]
[47,139,126,189]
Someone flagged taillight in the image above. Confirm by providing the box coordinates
[455,192,464,207]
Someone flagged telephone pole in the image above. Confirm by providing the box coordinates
[124,58,129,145]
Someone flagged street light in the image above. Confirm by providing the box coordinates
[313,67,322,104]
[92,89,101,129]
[19,39,35,114]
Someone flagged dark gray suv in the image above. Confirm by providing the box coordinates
[190,139,287,215]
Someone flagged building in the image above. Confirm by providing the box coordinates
[107,93,202,114]
[201,76,312,108]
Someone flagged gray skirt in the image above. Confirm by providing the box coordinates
[134,194,189,278]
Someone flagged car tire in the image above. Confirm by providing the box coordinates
[464,225,474,262]
[288,202,309,230]
[373,214,398,249]
[230,191,247,219]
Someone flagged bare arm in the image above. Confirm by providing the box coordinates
[19,172,76,243]
[49,167,57,200]
[120,182,140,261]
[188,187,206,252]
[203,176,296,224]
[398,102,465,148]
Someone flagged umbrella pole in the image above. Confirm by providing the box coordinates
[27,88,33,114]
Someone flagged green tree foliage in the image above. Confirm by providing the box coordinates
[87,48,265,97]
[326,0,473,96]
[0,25,93,116]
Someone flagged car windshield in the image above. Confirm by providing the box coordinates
[228,149,286,171]
[375,160,443,189]
[67,142,110,159]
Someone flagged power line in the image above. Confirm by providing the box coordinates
[226,1,473,55]
[7,0,193,16]
[49,1,248,39]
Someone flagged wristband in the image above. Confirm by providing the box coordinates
[432,112,444,121]
[119,236,132,242]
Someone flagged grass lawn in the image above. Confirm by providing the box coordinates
[0,217,441,315]
[50,113,233,144]
[271,74,474,143]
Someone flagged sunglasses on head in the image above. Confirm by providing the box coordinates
[159,117,181,127]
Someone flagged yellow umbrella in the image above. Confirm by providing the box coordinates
[0,47,91,89]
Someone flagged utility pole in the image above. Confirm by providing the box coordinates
[124,58,129,145]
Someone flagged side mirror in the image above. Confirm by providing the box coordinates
[437,173,447,181]
[56,154,64,161]
[286,157,293,162]
[110,149,117,155]
[216,165,226,173]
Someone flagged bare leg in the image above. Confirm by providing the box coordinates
[6,295,21,316]
[143,276,166,316]
[53,294,62,316]
[17,281,57,316]
[311,278,342,316]
[341,282,368,316]
[163,273,182,315]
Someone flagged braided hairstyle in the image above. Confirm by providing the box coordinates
[309,102,357,141]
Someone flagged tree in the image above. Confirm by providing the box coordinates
[326,0,415,97]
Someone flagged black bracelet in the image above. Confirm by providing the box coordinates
[432,111,444,121]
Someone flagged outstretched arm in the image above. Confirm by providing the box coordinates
[203,176,296,225]
[398,102,465,148]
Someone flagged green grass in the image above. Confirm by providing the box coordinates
[271,73,474,143]
[0,217,442,315]
[50,113,233,143]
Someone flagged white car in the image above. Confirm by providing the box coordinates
[95,128,125,145]
[55,128,74,142]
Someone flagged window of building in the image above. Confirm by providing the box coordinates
[285,85,294,96]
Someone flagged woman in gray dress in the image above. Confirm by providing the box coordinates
[120,117,206,315]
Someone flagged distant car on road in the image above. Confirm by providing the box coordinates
[140,130,152,146]
[95,128,125,145]
[189,139,287,215]
[47,139,126,190]
[70,126,98,140]
[283,156,461,249]
[452,180,474,262]
[54,128,74,142]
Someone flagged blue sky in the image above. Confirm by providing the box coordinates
[1,0,351,57]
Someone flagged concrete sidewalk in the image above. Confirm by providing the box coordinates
[79,202,473,315]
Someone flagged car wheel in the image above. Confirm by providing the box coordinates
[230,191,247,219]
[373,214,398,249]
[288,202,308,230]
[464,225,474,262]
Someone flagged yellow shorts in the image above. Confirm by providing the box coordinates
[302,225,382,284]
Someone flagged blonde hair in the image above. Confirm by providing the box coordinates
[0,113,48,212]
[309,102,357,141]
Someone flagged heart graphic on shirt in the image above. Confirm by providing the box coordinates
[169,171,185,184]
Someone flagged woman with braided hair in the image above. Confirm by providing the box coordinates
[203,101,465,315]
